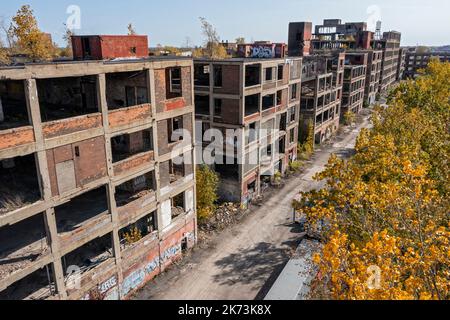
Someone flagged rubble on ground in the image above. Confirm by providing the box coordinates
[199,203,242,233]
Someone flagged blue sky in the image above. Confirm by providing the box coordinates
[1,0,449,47]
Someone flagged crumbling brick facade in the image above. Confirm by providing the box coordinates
[194,57,302,207]
[0,56,197,300]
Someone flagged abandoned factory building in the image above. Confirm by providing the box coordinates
[0,35,197,300]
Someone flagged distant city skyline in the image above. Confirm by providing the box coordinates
[1,0,449,47]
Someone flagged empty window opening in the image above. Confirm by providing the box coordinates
[277,65,284,80]
[279,113,287,131]
[0,80,30,131]
[168,116,184,143]
[171,192,185,220]
[55,186,109,236]
[194,64,210,86]
[37,76,98,122]
[245,94,260,116]
[0,213,49,282]
[169,157,185,183]
[279,137,286,154]
[214,99,222,117]
[276,90,283,106]
[194,95,209,115]
[0,154,41,216]
[106,71,149,110]
[245,64,261,87]
[81,37,92,59]
[0,263,56,300]
[119,211,157,250]
[265,67,274,82]
[289,106,296,123]
[262,94,275,111]
[111,129,153,163]
[291,84,298,100]
[115,171,155,208]
[62,233,113,280]
[213,66,223,87]
[166,67,182,99]
[215,161,239,180]
[246,122,259,145]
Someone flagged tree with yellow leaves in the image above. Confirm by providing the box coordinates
[196,17,229,59]
[196,165,219,221]
[9,5,55,62]
[294,60,450,300]
[0,39,10,65]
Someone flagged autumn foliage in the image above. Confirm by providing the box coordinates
[9,5,55,61]
[196,165,219,220]
[294,60,450,300]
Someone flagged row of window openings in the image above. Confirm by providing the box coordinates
[0,185,190,300]
[0,67,183,130]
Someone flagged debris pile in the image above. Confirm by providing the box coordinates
[200,203,242,233]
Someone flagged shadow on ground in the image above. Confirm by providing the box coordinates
[212,223,305,299]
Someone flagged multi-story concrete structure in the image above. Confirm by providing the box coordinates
[300,52,344,144]
[404,50,450,78]
[194,57,302,206]
[341,52,368,115]
[397,48,406,81]
[289,19,402,101]
[358,49,383,105]
[0,35,197,300]
[372,31,402,93]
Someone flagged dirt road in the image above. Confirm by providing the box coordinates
[134,113,372,300]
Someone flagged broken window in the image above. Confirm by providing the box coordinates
[115,171,155,208]
[169,157,185,183]
[167,116,184,143]
[245,94,260,116]
[276,90,283,106]
[194,95,209,115]
[246,122,258,145]
[214,99,222,117]
[277,64,284,80]
[106,71,149,110]
[62,233,113,279]
[111,129,153,163]
[279,137,286,154]
[55,186,109,236]
[279,113,287,131]
[245,64,261,87]
[119,211,157,250]
[0,263,56,300]
[0,213,49,284]
[213,66,223,87]
[166,67,182,99]
[262,94,275,110]
[37,76,98,122]
[0,154,41,215]
[171,192,185,219]
[194,64,210,86]
[0,80,30,131]
[290,83,298,100]
[265,67,274,82]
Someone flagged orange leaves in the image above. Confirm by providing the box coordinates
[300,61,450,300]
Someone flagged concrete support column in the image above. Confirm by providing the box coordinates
[43,208,67,300]
[148,68,166,237]
[97,73,124,299]
[24,78,67,299]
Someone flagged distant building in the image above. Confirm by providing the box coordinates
[404,49,450,78]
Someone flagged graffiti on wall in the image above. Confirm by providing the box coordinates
[160,244,182,264]
[121,256,160,297]
[251,46,275,58]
